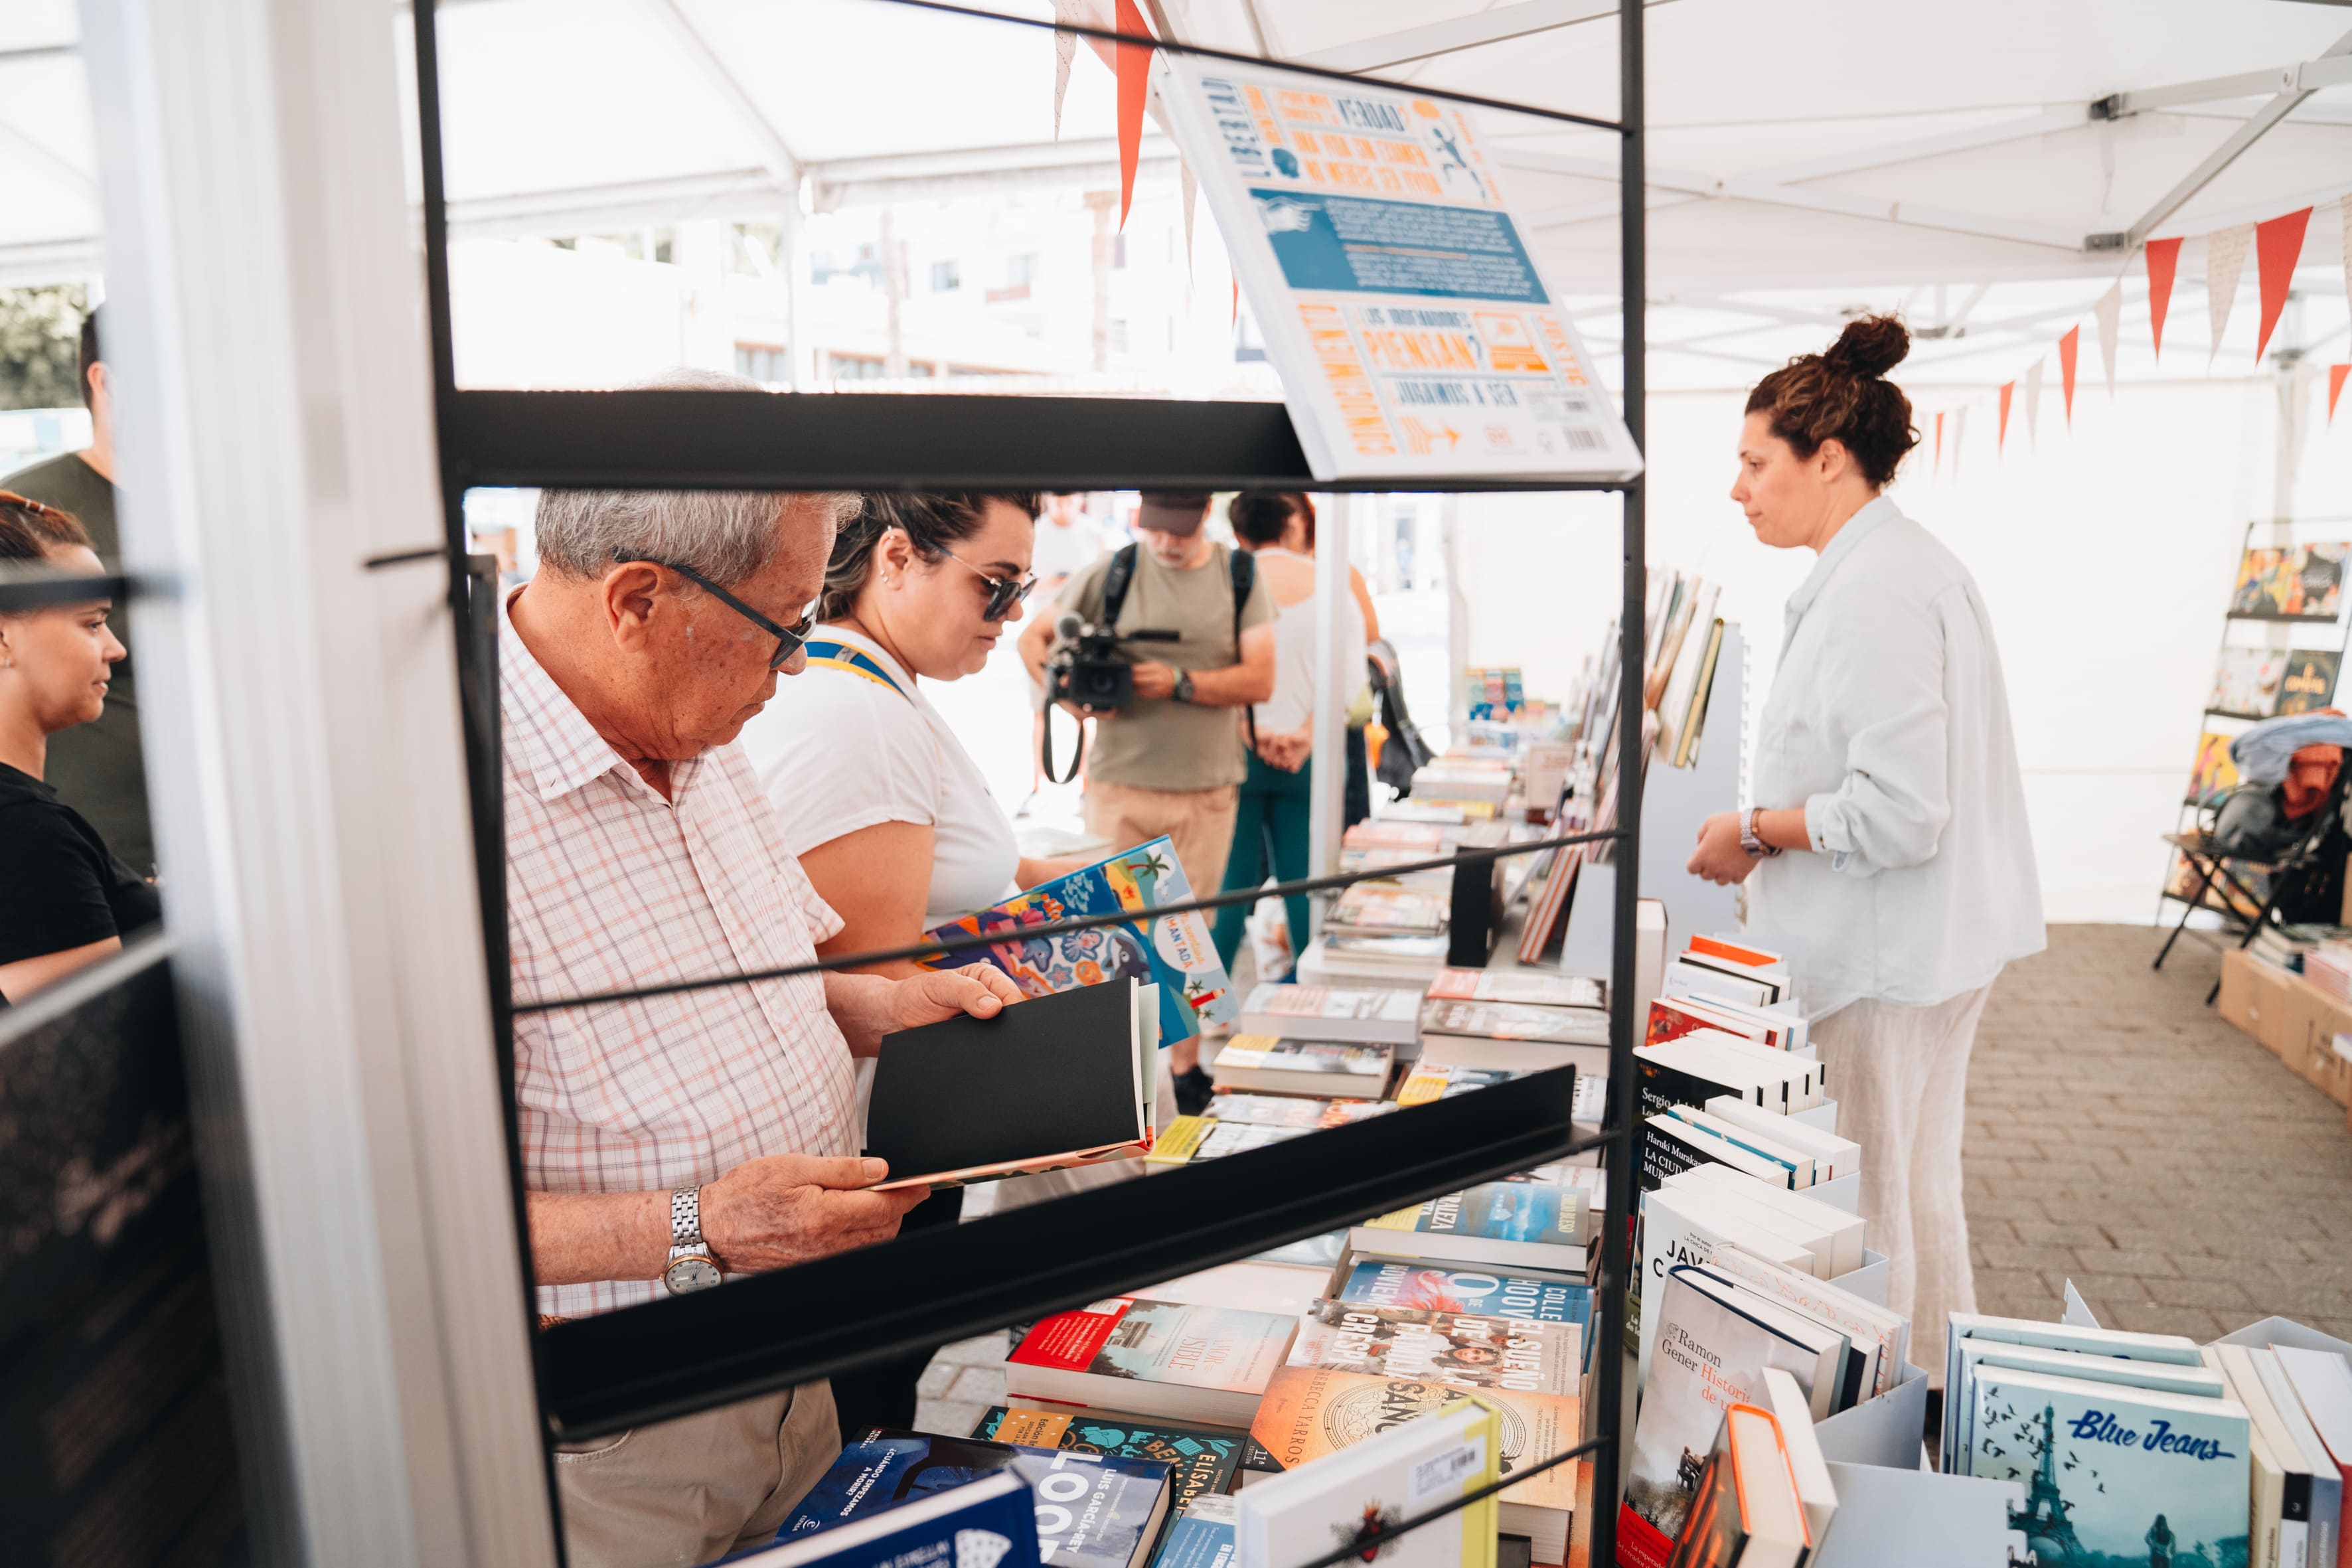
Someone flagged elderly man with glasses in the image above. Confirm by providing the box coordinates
[503,474,1021,1568]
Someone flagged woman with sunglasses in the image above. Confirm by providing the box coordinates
[0,492,156,1004]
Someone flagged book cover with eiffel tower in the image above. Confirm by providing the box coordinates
[1958,1366,2250,1568]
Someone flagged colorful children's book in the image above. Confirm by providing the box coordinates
[974,1406,1245,1517]
[922,836,1236,1042]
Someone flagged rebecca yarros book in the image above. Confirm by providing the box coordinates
[1290,1298,1582,1395]
[778,1430,1171,1568]
[1957,1367,2250,1568]
[728,1467,1040,1568]
[1004,1298,1298,1428]
[1252,1369,1572,1564]
[1238,1392,1502,1568]
[974,1407,1244,1517]
[922,836,1237,1042]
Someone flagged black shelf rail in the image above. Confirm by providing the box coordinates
[407,1,1650,1562]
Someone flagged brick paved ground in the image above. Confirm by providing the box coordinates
[1964,923,2352,1344]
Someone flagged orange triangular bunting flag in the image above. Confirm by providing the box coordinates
[1998,381,2014,452]
[1934,410,1945,471]
[1113,0,1152,230]
[2254,207,2313,362]
[2057,326,2079,426]
[2331,363,2350,426]
[2145,236,2183,361]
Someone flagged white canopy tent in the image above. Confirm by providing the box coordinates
[9,0,2352,927]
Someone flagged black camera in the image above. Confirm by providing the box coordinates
[1044,613,1176,712]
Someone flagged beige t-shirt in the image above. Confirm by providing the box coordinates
[1056,542,1277,791]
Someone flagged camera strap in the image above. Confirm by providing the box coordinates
[1098,543,1261,755]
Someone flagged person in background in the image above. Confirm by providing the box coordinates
[2,305,151,875]
[1028,493,1105,789]
[738,489,1103,1434]
[1277,494,1381,826]
[1017,491,1276,1107]
[500,445,1022,1567]
[0,492,155,1004]
[1211,492,1364,979]
[1685,315,2043,1407]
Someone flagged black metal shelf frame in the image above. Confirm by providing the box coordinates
[408,1,1650,1562]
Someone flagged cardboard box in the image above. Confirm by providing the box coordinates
[2217,948,2296,1050]
[2271,970,2341,1070]
[2311,1029,2352,1108]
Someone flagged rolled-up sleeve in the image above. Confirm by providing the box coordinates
[1802,591,1954,876]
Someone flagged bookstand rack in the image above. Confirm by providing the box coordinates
[396,0,1658,1561]
[2159,515,2352,937]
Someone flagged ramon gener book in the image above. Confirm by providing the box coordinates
[780,1430,1174,1568]
[1960,1366,2250,1568]
[921,836,1236,1043]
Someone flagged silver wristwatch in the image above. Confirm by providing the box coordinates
[1740,807,1782,859]
[663,1186,722,1295]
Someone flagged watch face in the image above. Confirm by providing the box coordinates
[665,1255,722,1293]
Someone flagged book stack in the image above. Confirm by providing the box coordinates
[2304,940,2352,1003]
[1206,1036,1394,1097]
[1325,880,1450,941]
[2247,921,2352,973]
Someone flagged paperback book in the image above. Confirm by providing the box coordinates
[2276,651,2344,716]
[1237,1393,1501,1568]
[1237,984,1421,1045]
[922,837,1236,1043]
[1352,1182,1591,1274]
[1141,1117,1309,1167]
[1208,1036,1393,1096]
[974,1407,1244,1517]
[1420,998,1609,1048]
[1005,1298,1298,1427]
[1291,1298,1582,1395]
[1196,1094,1394,1129]
[2210,647,2289,718]
[779,1430,1172,1568]
[1427,969,1605,1011]
[1337,1259,1593,1338]
[728,1468,1040,1568]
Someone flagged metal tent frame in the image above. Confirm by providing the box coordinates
[404,0,1654,1559]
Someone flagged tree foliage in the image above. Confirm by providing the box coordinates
[0,284,90,412]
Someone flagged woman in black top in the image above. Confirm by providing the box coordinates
[0,490,157,1004]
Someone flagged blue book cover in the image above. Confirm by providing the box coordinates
[1961,1366,2250,1568]
[922,836,1237,1043]
[1147,1509,1235,1568]
[1337,1258,1592,1335]
[782,1430,1174,1568]
[1364,1182,1583,1245]
[724,1468,1038,1568]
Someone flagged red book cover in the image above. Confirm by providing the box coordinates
[1007,1301,1129,1372]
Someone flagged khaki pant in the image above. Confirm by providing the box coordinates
[1083,780,1241,912]
[1808,984,1993,1389]
[555,1380,838,1568]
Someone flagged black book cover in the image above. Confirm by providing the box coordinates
[864,980,1142,1182]
[2276,651,2343,716]
[1636,1054,1757,1194]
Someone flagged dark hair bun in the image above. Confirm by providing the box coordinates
[1822,314,1909,378]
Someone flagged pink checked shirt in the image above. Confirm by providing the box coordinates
[501,593,858,1318]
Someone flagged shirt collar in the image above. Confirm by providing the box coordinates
[1782,495,1899,654]
[501,587,658,805]
[813,623,917,694]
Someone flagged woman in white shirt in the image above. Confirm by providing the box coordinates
[1212,493,1366,972]
[736,489,1083,1435]
[1686,315,2044,1380]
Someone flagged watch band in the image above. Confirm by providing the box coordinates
[1741,808,1784,858]
[1172,668,1194,703]
[670,1186,703,1247]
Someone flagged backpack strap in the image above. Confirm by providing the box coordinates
[1227,545,1259,755]
[1099,543,1140,630]
[801,639,912,702]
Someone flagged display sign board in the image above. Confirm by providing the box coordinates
[0,944,247,1566]
[1158,58,1642,484]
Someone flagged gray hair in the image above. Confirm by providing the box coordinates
[530,367,861,584]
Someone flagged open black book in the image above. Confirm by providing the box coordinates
[862,979,1160,1191]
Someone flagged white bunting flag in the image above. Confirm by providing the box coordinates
[2342,200,2351,330]
[2094,278,2122,396]
[1952,406,1967,477]
[2023,359,2043,447]
[2205,223,2254,359]
[1052,0,1088,139]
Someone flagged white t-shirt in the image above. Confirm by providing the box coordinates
[1253,548,1367,734]
[1032,513,1105,584]
[737,625,1020,926]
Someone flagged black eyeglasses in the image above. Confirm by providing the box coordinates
[620,555,816,670]
[936,547,1038,621]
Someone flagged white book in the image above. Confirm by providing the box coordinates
[1940,1314,2205,1475]
[1237,984,1421,1045]
[1668,1164,1865,1277]
[1952,1340,2229,1464]
[1635,1185,1818,1391]
[1679,1266,1854,1419]
[2220,1344,2333,1568]
[1711,1245,1909,1401]
[1236,1393,1500,1568]
[1665,957,1780,1010]
[1702,1096,1860,1182]
[1658,1032,1822,1110]
[2266,1348,2351,1568]
[1664,1105,1816,1187]
[1644,1113,1799,1190]
[1759,1366,1840,1548]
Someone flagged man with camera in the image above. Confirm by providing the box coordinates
[1019,491,1275,1083]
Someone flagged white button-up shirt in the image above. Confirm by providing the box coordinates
[501,592,858,1318]
[1747,497,2045,1019]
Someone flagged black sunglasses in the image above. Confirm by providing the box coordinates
[936,546,1038,622]
[621,555,816,670]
